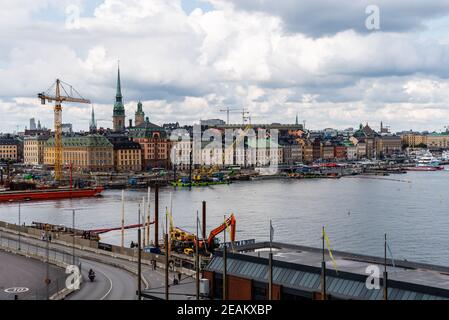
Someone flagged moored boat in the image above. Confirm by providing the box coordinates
[0,186,104,202]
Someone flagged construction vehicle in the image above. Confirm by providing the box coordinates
[38,80,90,182]
[170,213,236,255]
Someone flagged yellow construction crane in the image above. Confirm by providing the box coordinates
[38,79,90,182]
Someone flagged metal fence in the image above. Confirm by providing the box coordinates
[0,231,81,300]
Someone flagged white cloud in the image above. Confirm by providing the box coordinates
[1,0,449,133]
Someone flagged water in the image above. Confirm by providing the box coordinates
[1,170,449,266]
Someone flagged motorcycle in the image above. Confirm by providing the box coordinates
[88,270,96,282]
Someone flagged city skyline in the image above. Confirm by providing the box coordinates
[2,1,449,132]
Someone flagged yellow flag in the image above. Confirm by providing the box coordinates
[323,228,339,273]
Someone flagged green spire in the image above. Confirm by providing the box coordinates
[114,63,125,115]
[116,66,122,99]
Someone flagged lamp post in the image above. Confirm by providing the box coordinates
[63,208,88,266]
[18,202,21,251]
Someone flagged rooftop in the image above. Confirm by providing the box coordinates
[205,241,449,300]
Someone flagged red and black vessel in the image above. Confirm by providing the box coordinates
[0,186,104,202]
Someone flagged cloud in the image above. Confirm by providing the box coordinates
[1,0,449,133]
[223,0,449,37]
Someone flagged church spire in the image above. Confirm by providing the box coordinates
[113,61,126,131]
[115,62,123,103]
[295,113,299,125]
[90,105,97,132]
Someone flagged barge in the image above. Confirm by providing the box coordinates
[0,186,104,202]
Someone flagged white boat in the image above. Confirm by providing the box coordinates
[417,152,440,167]
[440,150,449,162]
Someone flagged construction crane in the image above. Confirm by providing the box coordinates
[38,79,90,182]
[219,107,249,125]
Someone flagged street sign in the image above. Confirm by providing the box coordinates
[4,287,29,294]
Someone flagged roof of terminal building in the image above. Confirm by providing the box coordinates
[45,134,113,148]
[205,242,449,300]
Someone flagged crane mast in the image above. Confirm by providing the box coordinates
[38,79,90,183]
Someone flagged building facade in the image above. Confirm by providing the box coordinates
[44,135,114,172]
[401,133,427,148]
[0,135,21,162]
[24,134,49,165]
[426,133,449,150]
[129,117,170,169]
[107,134,142,172]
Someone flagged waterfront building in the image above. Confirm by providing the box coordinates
[321,142,335,161]
[343,141,357,160]
[0,135,22,162]
[24,134,50,165]
[246,138,283,167]
[401,133,427,148]
[200,119,226,127]
[302,143,313,163]
[282,142,303,164]
[107,134,142,172]
[312,139,321,161]
[112,66,126,132]
[426,133,449,150]
[44,135,114,172]
[171,134,192,170]
[334,145,347,160]
[376,135,402,158]
[352,124,378,159]
[129,117,170,169]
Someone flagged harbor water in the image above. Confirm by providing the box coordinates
[1,170,449,266]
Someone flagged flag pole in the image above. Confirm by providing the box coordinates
[269,219,273,300]
[384,233,388,300]
[196,210,200,300]
[223,214,227,300]
[321,226,326,300]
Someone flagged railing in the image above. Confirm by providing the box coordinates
[0,232,80,300]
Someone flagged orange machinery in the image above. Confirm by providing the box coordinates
[196,213,236,252]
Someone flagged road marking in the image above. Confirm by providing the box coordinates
[97,268,113,300]
[4,287,29,294]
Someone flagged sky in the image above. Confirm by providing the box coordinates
[2,0,449,133]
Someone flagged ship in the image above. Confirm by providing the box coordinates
[0,186,104,202]
[406,151,444,171]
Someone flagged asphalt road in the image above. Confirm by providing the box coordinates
[0,250,64,300]
[0,233,138,300]
[68,258,137,300]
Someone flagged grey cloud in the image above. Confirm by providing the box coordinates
[227,0,449,37]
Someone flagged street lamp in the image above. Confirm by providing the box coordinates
[63,208,88,265]
[18,202,21,251]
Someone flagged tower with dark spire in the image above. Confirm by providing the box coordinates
[135,101,145,126]
[295,113,299,125]
[90,105,97,132]
[113,63,126,131]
